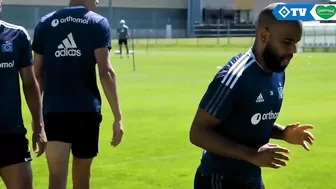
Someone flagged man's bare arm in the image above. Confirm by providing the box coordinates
[127,31,131,40]
[95,47,122,121]
[33,53,44,94]
[189,108,256,162]
[20,65,43,131]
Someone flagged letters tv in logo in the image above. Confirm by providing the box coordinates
[273,4,336,21]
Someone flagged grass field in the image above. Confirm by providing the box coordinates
[1,37,336,189]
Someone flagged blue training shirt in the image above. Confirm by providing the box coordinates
[0,21,33,133]
[117,24,129,39]
[197,49,285,185]
[32,6,112,115]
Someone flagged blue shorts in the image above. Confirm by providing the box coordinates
[44,112,102,159]
[194,171,265,189]
[0,133,32,168]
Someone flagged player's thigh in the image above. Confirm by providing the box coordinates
[118,39,123,45]
[44,113,74,173]
[72,156,93,179]
[0,133,33,189]
[123,39,128,45]
[0,162,33,189]
[46,141,71,173]
[71,113,102,159]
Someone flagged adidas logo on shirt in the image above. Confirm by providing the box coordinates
[256,93,264,103]
[55,33,81,57]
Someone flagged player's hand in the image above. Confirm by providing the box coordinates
[284,123,315,151]
[31,121,47,157]
[111,120,124,147]
[249,143,290,169]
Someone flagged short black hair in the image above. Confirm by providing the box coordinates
[256,3,302,30]
[256,3,286,28]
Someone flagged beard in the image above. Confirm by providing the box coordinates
[262,43,289,73]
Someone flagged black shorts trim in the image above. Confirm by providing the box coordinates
[0,133,32,169]
[44,112,102,159]
[194,171,265,189]
[118,39,128,45]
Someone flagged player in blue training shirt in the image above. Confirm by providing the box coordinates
[32,0,124,188]
[189,3,315,189]
[117,19,130,58]
[0,0,46,188]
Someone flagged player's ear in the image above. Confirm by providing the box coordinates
[259,27,270,44]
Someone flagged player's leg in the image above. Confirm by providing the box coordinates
[46,142,71,189]
[124,40,130,58]
[71,113,102,189]
[44,113,73,189]
[72,157,93,189]
[118,39,123,58]
[0,134,33,189]
[0,163,33,189]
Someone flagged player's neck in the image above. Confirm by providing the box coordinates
[69,1,85,8]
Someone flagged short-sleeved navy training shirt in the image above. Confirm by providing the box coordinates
[197,49,285,186]
[32,6,112,115]
[0,21,33,133]
[117,24,128,40]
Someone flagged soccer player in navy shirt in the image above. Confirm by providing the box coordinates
[32,0,123,188]
[0,0,46,188]
[190,3,315,189]
[117,19,130,58]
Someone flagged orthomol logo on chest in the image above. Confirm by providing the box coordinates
[0,60,15,68]
[251,111,279,125]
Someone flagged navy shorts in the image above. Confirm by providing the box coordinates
[118,39,128,45]
[44,112,102,159]
[0,133,32,169]
[194,171,265,189]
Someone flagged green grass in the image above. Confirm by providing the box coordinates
[1,37,336,188]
